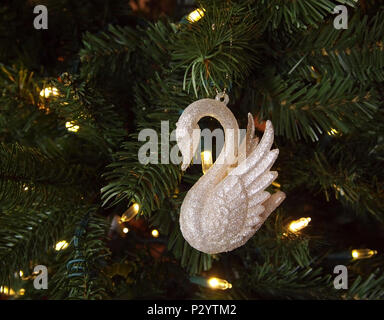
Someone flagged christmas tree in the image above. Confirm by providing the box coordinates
[1,0,384,300]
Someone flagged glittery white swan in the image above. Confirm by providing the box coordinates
[176,95,286,254]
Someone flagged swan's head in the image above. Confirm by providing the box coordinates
[176,120,200,171]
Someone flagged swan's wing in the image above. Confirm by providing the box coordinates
[202,120,285,253]
[237,113,259,165]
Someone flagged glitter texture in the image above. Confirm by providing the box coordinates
[176,95,286,254]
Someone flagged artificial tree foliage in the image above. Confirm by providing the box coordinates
[0,0,383,300]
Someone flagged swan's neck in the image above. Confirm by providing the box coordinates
[190,99,239,186]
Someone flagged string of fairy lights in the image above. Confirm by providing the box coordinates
[1,7,378,298]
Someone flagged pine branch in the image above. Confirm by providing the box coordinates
[80,21,178,84]
[279,138,384,220]
[0,143,96,210]
[172,2,260,97]
[243,73,378,141]
[0,204,82,285]
[80,24,140,81]
[50,210,112,300]
[238,262,335,299]
[46,75,127,152]
[101,74,185,212]
[345,268,384,299]
[282,11,384,82]
[101,135,181,213]
[254,0,357,33]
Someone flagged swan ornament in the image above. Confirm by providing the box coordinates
[176,94,286,254]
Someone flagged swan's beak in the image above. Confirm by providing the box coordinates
[176,125,191,171]
[181,161,189,171]
[176,123,199,172]
[179,140,194,171]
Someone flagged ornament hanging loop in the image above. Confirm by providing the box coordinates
[215,92,229,105]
